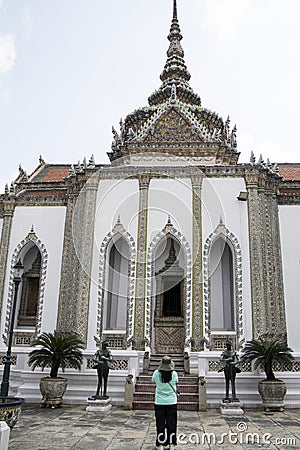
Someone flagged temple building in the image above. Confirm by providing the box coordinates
[0,0,299,407]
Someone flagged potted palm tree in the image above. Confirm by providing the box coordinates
[241,336,294,411]
[28,331,84,408]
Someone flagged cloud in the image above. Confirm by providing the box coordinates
[0,33,16,73]
[0,80,10,103]
[21,7,34,34]
[202,0,250,45]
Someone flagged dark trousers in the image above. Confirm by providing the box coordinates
[155,404,177,446]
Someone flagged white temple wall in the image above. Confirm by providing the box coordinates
[148,178,193,246]
[0,206,66,347]
[279,205,300,352]
[87,179,139,349]
[202,177,252,341]
[0,218,3,237]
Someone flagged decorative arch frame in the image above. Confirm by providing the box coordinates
[5,227,48,337]
[203,220,243,346]
[97,220,136,344]
[146,221,192,343]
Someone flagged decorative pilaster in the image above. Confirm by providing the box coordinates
[191,174,203,350]
[73,176,99,343]
[264,179,277,333]
[257,175,270,333]
[270,183,287,340]
[134,175,150,350]
[57,187,80,335]
[245,170,266,338]
[0,199,15,316]
[57,174,98,343]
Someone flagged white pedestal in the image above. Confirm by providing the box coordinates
[86,397,112,413]
[0,421,10,450]
[220,401,244,416]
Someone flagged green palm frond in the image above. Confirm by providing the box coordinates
[28,331,84,378]
[241,337,294,380]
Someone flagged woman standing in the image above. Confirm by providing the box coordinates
[152,355,178,449]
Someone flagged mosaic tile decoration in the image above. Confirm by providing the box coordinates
[208,360,251,372]
[13,332,34,347]
[0,355,17,365]
[87,358,128,371]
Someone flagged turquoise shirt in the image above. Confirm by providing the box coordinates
[152,370,178,405]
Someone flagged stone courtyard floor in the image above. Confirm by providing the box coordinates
[9,404,300,450]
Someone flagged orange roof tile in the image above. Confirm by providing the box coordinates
[39,167,69,182]
[278,167,300,181]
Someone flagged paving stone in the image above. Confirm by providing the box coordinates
[7,404,300,450]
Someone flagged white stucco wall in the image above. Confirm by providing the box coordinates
[148,178,193,247]
[88,179,140,348]
[0,206,66,347]
[202,177,252,341]
[0,218,3,237]
[279,205,300,352]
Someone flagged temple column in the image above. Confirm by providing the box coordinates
[0,198,15,316]
[134,175,150,350]
[191,174,204,350]
[57,173,98,343]
[57,180,80,335]
[73,175,99,343]
[245,170,266,338]
[270,181,287,340]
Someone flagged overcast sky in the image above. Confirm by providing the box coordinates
[0,0,299,190]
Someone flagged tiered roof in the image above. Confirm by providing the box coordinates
[108,0,239,165]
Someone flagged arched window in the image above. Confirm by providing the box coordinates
[17,245,41,327]
[104,236,129,331]
[210,238,235,331]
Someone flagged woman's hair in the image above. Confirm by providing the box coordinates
[159,370,172,383]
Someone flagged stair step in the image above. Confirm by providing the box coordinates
[135,383,198,393]
[133,400,199,411]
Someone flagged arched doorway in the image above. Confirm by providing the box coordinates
[153,236,185,354]
[210,237,235,332]
[103,235,130,332]
[17,244,42,328]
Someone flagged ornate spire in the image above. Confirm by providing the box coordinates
[148,0,201,106]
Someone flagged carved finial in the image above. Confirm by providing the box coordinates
[117,215,121,224]
[250,150,256,164]
[148,0,201,107]
[258,154,264,165]
[170,83,177,103]
[267,158,271,168]
[224,116,230,139]
[4,184,9,195]
[88,154,95,168]
[69,164,76,177]
[28,225,36,240]
[274,162,279,173]
[230,124,237,148]
[219,215,223,225]
[83,157,87,169]
[173,0,178,20]
[39,155,45,164]
[9,182,15,196]
[167,215,172,224]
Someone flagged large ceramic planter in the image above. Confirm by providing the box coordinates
[40,377,68,408]
[0,397,25,429]
[258,379,287,411]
